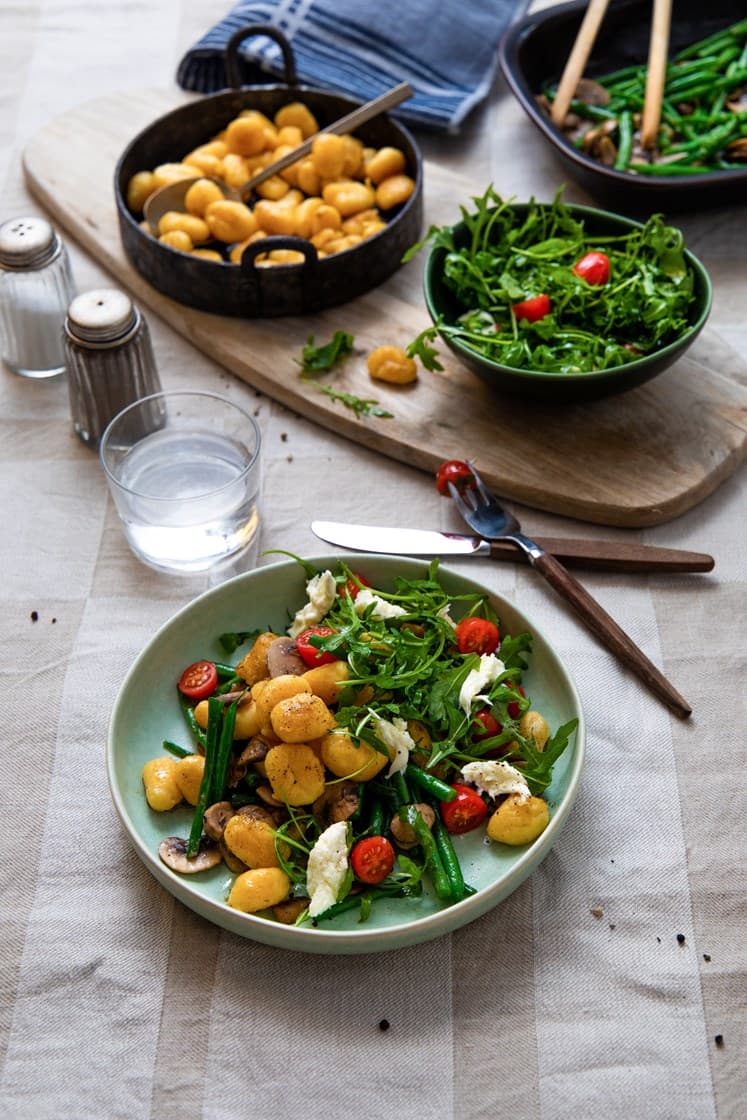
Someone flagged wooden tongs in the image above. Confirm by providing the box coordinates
[550,0,672,149]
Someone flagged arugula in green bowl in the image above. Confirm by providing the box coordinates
[408,187,711,397]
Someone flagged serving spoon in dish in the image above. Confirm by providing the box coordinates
[447,464,692,719]
[143,81,413,233]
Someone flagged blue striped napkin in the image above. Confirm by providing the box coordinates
[177,0,519,132]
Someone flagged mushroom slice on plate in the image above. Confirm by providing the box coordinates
[203,800,235,842]
[158,835,222,873]
[266,636,306,677]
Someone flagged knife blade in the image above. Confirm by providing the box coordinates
[311,521,714,574]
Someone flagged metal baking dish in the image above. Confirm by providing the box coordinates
[114,26,423,317]
[499,0,746,214]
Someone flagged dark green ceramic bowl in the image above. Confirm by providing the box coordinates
[423,202,712,402]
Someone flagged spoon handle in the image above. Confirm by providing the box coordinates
[239,81,413,199]
[529,548,692,719]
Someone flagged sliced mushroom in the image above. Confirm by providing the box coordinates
[236,802,281,827]
[573,78,611,107]
[272,897,309,924]
[228,735,273,785]
[219,839,249,873]
[389,803,436,850]
[311,780,359,825]
[158,835,222,873]
[256,783,284,808]
[266,636,306,677]
[726,137,747,162]
[203,800,235,842]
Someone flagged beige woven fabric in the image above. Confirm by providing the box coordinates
[1,3,745,1119]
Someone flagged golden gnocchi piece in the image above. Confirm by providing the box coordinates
[184,178,226,216]
[302,660,350,706]
[311,133,346,179]
[228,867,290,913]
[223,813,287,869]
[264,743,326,805]
[233,699,263,741]
[253,197,300,236]
[365,146,407,184]
[486,794,550,846]
[205,199,258,243]
[173,753,206,806]
[274,101,319,138]
[191,248,224,262]
[159,230,193,252]
[322,180,376,218]
[519,710,550,750]
[367,345,418,384]
[270,692,336,743]
[235,632,278,684]
[375,174,416,211]
[142,757,182,811]
[157,211,211,244]
[320,730,390,782]
[225,113,270,157]
[126,170,157,213]
[255,675,312,729]
[151,162,198,189]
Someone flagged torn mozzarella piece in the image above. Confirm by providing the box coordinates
[372,713,416,777]
[461,759,531,802]
[288,570,336,638]
[437,603,457,629]
[354,589,407,620]
[306,821,349,918]
[458,653,506,716]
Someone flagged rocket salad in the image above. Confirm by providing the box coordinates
[406,187,697,375]
[142,558,577,927]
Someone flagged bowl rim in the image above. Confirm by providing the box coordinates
[498,0,747,195]
[423,199,713,387]
[105,553,586,953]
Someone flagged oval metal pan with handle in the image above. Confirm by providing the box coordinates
[114,25,424,317]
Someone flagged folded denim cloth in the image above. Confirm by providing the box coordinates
[177,0,520,132]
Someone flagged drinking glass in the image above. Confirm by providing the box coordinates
[100,390,261,576]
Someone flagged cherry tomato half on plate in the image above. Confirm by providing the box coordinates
[295,625,338,667]
[441,784,488,835]
[506,683,526,720]
[572,251,610,286]
[350,836,396,884]
[435,459,476,496]
[455,616,500,655]
[512,293,551,322]
[177,660,219,701]
[473,707,502,741]
[341,571,370,600]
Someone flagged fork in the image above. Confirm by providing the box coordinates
[448,468,691,719]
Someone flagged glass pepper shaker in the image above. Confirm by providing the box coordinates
[0,216,76,379]
[64,288,162,450]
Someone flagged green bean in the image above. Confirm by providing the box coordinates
[614,110,634,170]
[214,662,238,680]
[162,739,192,758]
[433,820,466,903]
[628,161,717,176]
[390,770,411,806]
[406,764,457,803]
[367,797,385,836]
[178,692,207,749]
[402,805,451,901]
[211,699,238,803]
[187,697,221,857]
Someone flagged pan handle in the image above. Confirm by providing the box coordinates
[225,24,297,90]
[238,236,320,315]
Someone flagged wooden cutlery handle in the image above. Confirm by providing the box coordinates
[531,550,692,719]
[488,537,714,573]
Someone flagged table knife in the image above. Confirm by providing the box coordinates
[311,521,714,574]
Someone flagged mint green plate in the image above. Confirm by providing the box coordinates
[107,554,585,954]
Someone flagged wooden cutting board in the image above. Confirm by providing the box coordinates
[22,88,747,527]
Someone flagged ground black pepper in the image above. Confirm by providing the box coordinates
[703,953,711,962]
[714,1034,724,1048]
[30,610,39,621]
[677,933,686,945]
[379,1019,390,1032]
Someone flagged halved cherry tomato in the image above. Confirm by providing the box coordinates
[436,459,476,496]
[350,836,396,884]
[177,659,219,701]
[441,784,488,835]
[341,571,370,600]
[473,707,502,741]
[572,251,610,286]
[455,616,500,655]
[506,683,526,720]
[295,625,338,667]
[512,293,551,322]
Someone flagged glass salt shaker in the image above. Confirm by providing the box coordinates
[64,288,162,450]
[0,216,76,378]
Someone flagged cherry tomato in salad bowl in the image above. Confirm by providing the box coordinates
[435,459,476,496]
[177,660,218,700]
[341,571,370,600]
[572,251,610,286]
[473,707,503,741]
[351,836,396,884]
[441,784,488,835]
[512,293,551,322]
[295,625,338,667]
[455,616,500,655]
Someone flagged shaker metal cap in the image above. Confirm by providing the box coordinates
[66,288,137,344]
[0,216,58,269]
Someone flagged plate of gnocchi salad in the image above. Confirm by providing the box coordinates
[107,554,585,953]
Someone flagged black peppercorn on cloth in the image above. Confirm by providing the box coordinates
[176,0,520,131]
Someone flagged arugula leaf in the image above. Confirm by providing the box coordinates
[299,330,354,371]
[218,628,263,655]
[406,327,444,371]
[315,384,393,419]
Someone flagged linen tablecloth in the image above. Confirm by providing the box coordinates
[1,2,745,1118]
